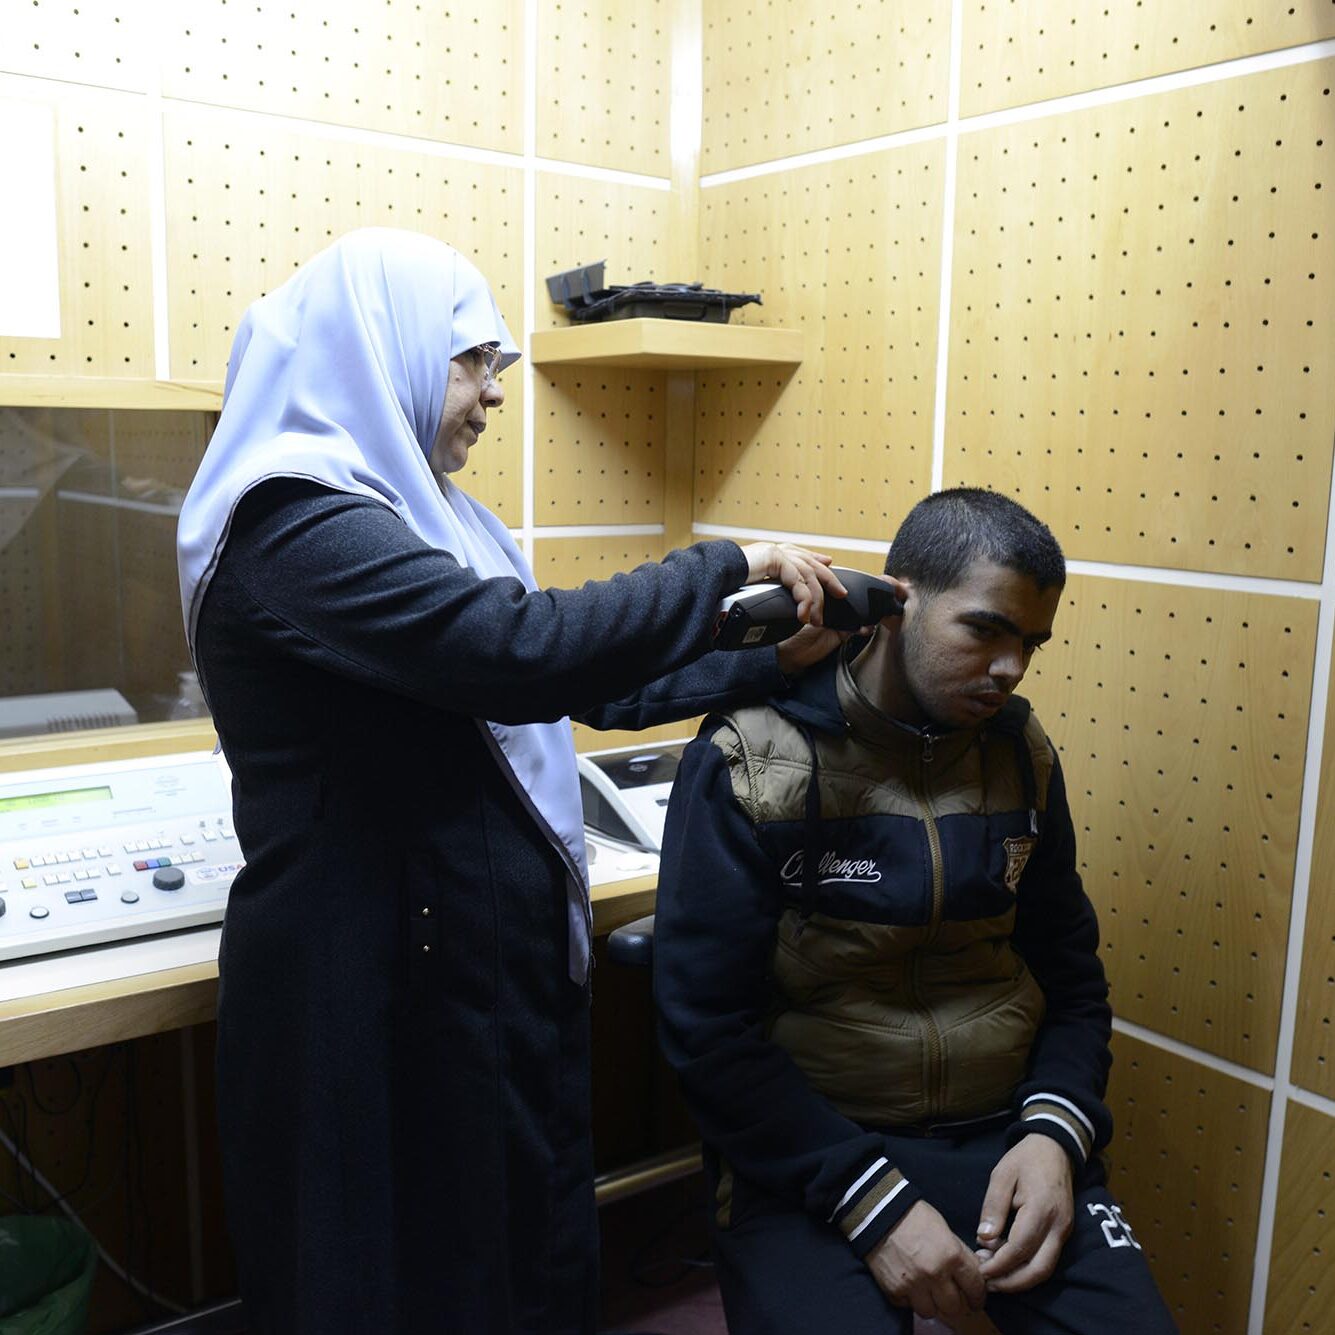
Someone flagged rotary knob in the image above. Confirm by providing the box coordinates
[152,867,186,892]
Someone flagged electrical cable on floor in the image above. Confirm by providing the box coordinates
[0,1121,187,1315]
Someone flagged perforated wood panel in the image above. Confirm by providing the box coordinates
[1264,1100,1335,1333]
[531,535,691,753]
[946,61,1335,579]
[1105,1031,1270,1335]
[55,497,120,695]
[536,0,670,174]
[0,0,148,91]
[159,1,523,152]
[536,175,674,332]
[0,88,155,379]
[532,533,668,587]
[695,144,943,537]
[163,110,524,523]
[534,175,675,525]
[536,370,666,524]
[110,410,213,492]
[0,505,50,697]
[700,0,951,174]
[962,0,1335,117]
[1021,574,1317,1072]
[1292,653,1335,1099]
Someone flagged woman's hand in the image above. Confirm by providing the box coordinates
[739,543,847,628]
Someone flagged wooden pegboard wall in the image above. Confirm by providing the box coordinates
[946,60,1335,580]
[1106,1031,1271,1335]
[159,0,523,153]
[531,534,668,589]
[119,509,192,702]
[961,0,1335,118]
[110,411,214,494]
[696,142,943,538]
[0,87,155,379]
[1264,1101,1335,1333]
[537,370,666,526]
[0,0,147,91]
[0,510,50,698]
[536,0,670,175]
[532,534,685,754]
[163,109,524,522]
[535,175,672,332]
[1023,573,1317,1072]
[1292,655,1335,1100]
[533,174,675,526]
[700,0,951,174]
[55,498,121,696]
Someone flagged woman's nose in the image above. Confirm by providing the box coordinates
[482,379,506,408]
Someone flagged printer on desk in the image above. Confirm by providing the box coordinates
[577,741,686,889]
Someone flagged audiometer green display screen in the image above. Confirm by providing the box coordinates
[0,785,113,814]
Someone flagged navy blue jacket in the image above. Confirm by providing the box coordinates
[654,647,1113,1257]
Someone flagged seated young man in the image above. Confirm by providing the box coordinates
[654,489,1176,1334]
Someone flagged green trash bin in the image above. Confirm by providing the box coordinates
[0,1216,96,1335]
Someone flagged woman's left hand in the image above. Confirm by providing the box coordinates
[739,542,846,627]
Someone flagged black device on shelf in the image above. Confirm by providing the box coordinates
[545,259,761,324]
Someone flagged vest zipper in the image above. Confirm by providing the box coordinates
[914,753,945,1119]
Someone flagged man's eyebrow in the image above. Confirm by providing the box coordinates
[962,609,1053,643]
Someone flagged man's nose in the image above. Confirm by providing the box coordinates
[990,646,1025,689]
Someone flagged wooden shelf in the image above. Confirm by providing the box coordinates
[529,319,803,369]
[0,377,223,411]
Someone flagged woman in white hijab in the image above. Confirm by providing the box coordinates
[177,229,843,1335]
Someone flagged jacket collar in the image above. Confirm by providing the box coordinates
[772,639,979,763]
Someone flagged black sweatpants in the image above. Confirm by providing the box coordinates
[708,1125,1177,1334]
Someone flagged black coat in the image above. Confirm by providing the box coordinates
[193,479,783,1334]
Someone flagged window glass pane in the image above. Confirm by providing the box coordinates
[0,406,213,740]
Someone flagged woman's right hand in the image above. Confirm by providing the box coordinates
[739,542,847,628]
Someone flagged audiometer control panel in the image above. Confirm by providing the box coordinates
[0,750,240,961]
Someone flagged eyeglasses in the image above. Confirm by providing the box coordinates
[474,342,503,385]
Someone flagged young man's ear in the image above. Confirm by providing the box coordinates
[880,574,911,624]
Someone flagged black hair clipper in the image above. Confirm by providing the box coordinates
[712,567,904,650]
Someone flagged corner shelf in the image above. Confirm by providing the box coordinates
[0,378,224,412]
[529,319,803,370]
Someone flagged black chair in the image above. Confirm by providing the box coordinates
[606,913,656,969]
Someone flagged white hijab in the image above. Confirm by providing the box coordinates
[177,228,594,981]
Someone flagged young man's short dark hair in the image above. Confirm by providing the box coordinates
[886,487,1066,596]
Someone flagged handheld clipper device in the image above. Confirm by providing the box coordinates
[713,567,904,650]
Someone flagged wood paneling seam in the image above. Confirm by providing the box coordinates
[699,37,1335,189]
[1244,444,1335,1328]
